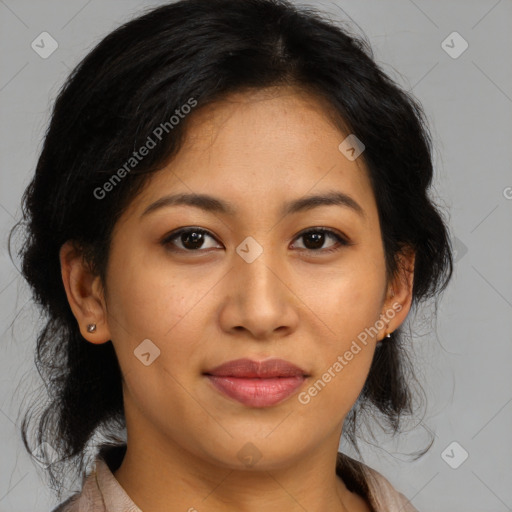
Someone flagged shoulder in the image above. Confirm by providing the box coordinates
[49,470,103,512]
[359,463,419,512]
[50,494,80,512]
[48,444,131,512]
[336,452,419,512]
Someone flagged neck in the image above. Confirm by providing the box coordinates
[111,436,369,512]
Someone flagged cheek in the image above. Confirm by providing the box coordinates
[105,243,188,334]
[104,253,213,380]
[309,250,386,333]
[106,272,174,336]
[298,327,376,422]
[296,253,384,411]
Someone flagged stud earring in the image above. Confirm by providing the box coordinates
[87,323,97,333]
[385,332,392,338]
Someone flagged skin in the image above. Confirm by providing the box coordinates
[60,86,415,512]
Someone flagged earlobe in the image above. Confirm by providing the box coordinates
[59,241,111,344]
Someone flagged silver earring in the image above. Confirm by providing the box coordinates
[385,332,392,338]
[87,323,97,333]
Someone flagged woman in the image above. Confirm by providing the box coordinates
[12,0,453,510]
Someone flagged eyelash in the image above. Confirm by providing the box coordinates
[161,227,351,254]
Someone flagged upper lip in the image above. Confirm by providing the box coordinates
[204,358,309,378]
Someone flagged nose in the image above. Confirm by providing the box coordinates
[218,242,300,340]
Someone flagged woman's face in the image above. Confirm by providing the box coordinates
[82,87,412,470]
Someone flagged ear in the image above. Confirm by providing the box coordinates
[377,245,415,342]
[59,240,111,344]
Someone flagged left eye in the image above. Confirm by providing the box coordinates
[161,227,350,253]
[292,228,350,253]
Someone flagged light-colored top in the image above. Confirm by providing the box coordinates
[51,445,418,512]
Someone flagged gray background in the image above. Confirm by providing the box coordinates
[1,0,511,511]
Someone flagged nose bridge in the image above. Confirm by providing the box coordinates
[235,233,283,302]
[227,233,295,336]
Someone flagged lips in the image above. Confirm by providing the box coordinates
[205,358,308,378]
[204,358,309,408]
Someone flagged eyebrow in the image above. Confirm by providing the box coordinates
[140,190,366,219]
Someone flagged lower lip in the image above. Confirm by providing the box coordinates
[205,375,306,407]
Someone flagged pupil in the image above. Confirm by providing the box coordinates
[183,231,203,249]
[305,232,324,249]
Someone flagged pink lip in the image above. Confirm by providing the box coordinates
[204,358,309,408]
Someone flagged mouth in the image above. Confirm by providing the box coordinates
[203,358,309,408]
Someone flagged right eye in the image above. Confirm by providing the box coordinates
[161,227,222,252]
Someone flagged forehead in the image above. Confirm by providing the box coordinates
[181,86,349,151]
[125,86,377,225]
